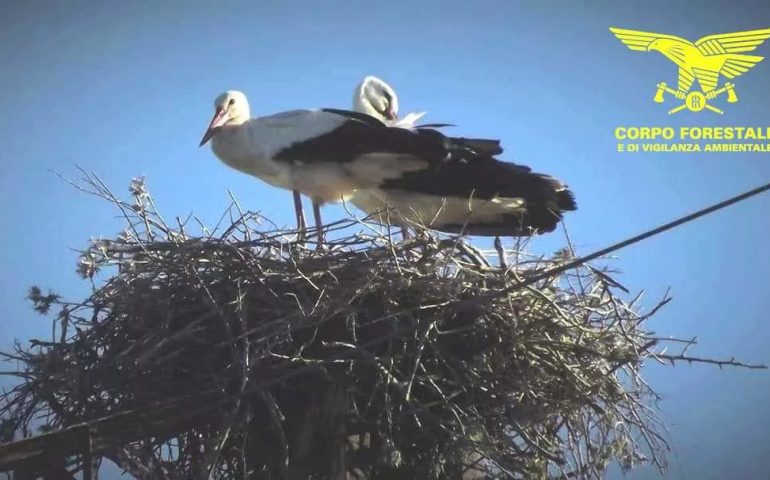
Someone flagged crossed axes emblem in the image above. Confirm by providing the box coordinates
[653,82,738,114]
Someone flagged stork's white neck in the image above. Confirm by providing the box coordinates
[353,86,381,118]
[211,124,256,171]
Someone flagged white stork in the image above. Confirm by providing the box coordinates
[288,75,428,241]
[346,79,577,236]
[199,90,508,243]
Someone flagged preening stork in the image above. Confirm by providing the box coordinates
[290,75,428,241]
[347,78,577,236]
[353,76,427,128]
[350,75,428,237]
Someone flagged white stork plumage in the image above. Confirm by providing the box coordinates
[284,76,424,240]
[200,82,425,245]
[346,78,577,236]
[198,90,515,242]
[353,76,427,129]
[200,86,577,241]
[292,76,427,241]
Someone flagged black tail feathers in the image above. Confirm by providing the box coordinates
[557,188,577,212]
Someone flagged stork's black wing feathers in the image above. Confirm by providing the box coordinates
[320,108,388,127]
[319,110,503,158]
[381,159,545,199]
[415,123,456,129]
[275,108,575,236]
[381,158,577,235]
[275,112,501,167]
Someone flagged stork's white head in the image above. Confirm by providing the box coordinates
[199,90,251,147]
[353,76,399,121]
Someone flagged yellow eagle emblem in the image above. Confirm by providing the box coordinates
[610,27,770,113]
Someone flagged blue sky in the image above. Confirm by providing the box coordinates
[1,1,769,478]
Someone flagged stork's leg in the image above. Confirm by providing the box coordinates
[313,201,325,248]
[293,190,307,240]
[494,236,508,269]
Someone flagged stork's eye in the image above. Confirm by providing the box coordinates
[228,98,236,106]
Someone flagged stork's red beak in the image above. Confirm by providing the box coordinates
[199,107,227,147]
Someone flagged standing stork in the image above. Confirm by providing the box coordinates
[292,75,431,240]
[351,75,428,236]
[288,75,418,241]
[292,75,426,242]
[346,79,576,237]
[199,90,523,245]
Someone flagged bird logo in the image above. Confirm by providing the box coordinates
[610,27,770,114]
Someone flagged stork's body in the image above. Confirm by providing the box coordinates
[277,76,428,241]
[348,79,576,236]
[210,109,370,204]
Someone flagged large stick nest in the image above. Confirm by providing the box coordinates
[2,174,758,479]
